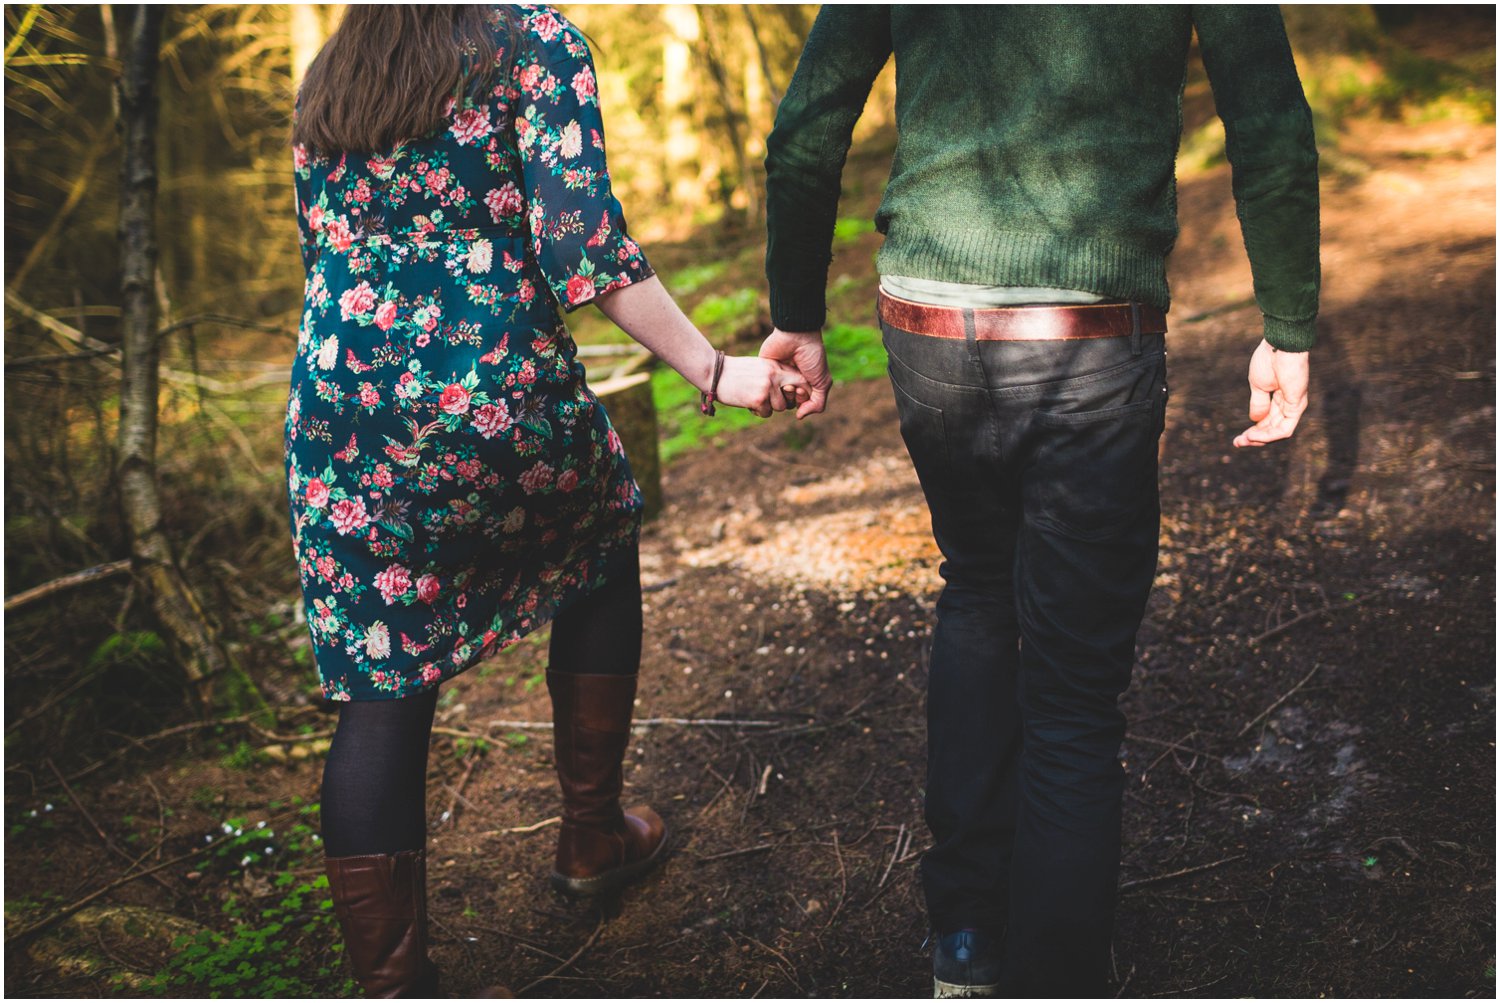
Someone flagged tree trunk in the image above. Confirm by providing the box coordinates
[695,5,758,225]
[661,5,704,212]
[114,5,228,712]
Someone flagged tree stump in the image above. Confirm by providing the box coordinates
[593,370,663,521]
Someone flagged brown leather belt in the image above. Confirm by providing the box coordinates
[877,289,1167,341]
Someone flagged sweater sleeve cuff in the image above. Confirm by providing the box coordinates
[1262,313,1317,352]
[769,286,827,333]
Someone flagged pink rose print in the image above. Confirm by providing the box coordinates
[565,274,595,306]
[339,281,376,321]
[416,574,441,604]
[572,65,596,103]
[450,107,492,145]
[557,469,580,493]
[374,564,411,605]
[305,477,330,508]
[471,402,513,440]
[519,461,554,494]
[329,496,369,535]
[531,11,562,41]
[439,383,471,415]
[307,204,324,231]
[325,217,352,251]
[485,183,523,222]
[373,300,398,331]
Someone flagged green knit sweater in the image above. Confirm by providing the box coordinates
[764,5,1321,351]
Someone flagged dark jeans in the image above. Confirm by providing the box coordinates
[882,315,1167,995]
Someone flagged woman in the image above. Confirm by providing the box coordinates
[287,6,805,995]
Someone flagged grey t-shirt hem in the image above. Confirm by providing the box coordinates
[879,274,1108,308]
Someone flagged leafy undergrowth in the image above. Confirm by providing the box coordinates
[140,802,354,998]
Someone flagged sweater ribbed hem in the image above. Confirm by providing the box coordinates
[1262,313,1318,352]
[769,286,828,333]
[875,227,1172,312]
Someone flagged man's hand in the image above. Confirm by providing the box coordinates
[759,328,831,419]
[1233,339,1310,448]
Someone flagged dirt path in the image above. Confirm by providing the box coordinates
[6,115,1494,998]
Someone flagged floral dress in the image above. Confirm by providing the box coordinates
[285,5,650,702]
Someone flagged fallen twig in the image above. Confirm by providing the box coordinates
[4,559,132,611]
[742,934,808,996]
[1126,733,1214,758]
[482,717,779,731]
[45,759,173,893]
[1149,972,1231,996]
[443,753,484,829]
[1367,835,1419,860]
[1247,592,1375,648]
[877,823,907,890]
[515,914,605,996]
[484,816,561,836]
[1237,664,1322,737]
[1118,853,1245,892]
[5,841,212,946]
[823,830,848,930]
[699,843,775,862]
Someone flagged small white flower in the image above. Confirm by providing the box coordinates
[364,621,391,660]
[465,239,493,274]
[316,334,339,371]
[256,821,267,829]
[43,803,53,812]
[559,120,582,158]
[222,822,234,833]
[239,854,254,868]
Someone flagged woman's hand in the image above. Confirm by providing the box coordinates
[714,357,811,419]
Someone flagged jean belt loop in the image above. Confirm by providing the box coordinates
[1129,302,1143,357]
[962,307,980,364]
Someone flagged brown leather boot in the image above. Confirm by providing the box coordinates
[547,671,668,896]
[325,850,441,998]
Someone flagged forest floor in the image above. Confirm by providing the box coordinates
[6,55,1497,1003]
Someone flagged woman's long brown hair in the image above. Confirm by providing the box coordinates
[292,5,510,155]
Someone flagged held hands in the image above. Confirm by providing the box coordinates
[1233,339,1310,448]
[712,355,811,419]
[758,328,831,419]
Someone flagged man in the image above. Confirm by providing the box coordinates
[760,6,1317,997]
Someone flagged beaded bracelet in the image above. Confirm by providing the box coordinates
[699,349,726,417]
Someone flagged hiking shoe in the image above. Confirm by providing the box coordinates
[932,928,1003,998]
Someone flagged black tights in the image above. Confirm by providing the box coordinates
[320,548,642,857]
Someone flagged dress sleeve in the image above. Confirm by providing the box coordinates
[511,8,653,313]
